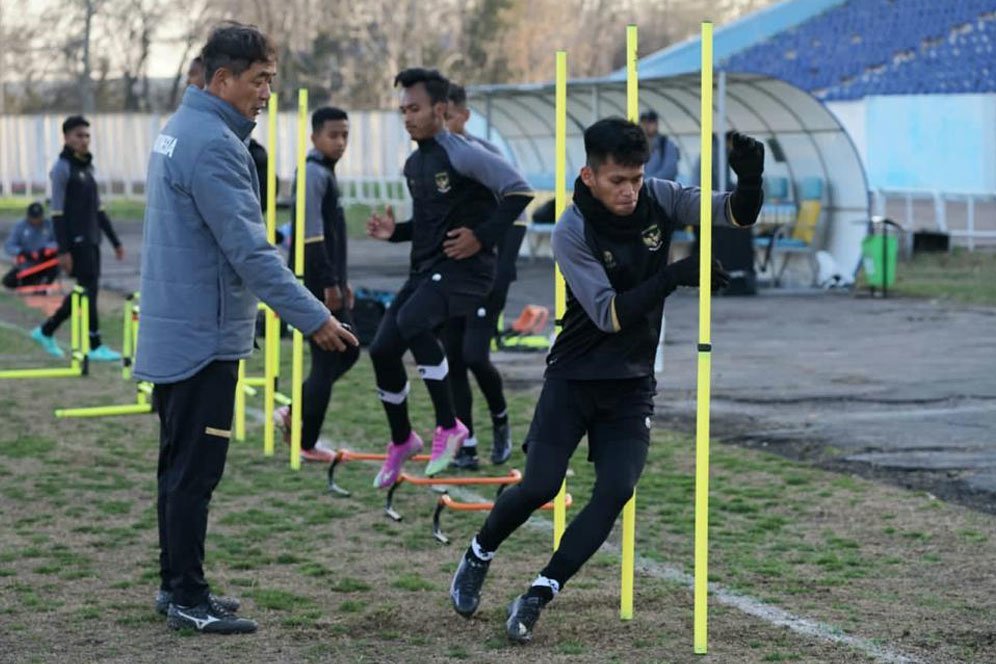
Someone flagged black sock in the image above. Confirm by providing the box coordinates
[491,410,509,427]
[525,585,554,606]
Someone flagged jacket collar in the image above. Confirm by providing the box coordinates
[181,85,256,141]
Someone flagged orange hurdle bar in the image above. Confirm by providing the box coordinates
[384,469,524,521]
[326,449,433,496]
[432,492,574,544]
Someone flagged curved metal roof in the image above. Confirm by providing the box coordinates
[468,72,870,276]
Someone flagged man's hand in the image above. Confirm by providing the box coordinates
[311,315,359,352]
[114,245,125,261]
[344,282,355,310]
[727,132,765,185]
[324,285,343,312]
[58,252,73,274]
[443,227,482,260]
[366,205,396,240]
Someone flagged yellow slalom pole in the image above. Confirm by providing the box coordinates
[290,88,308,471]
[121,293,133,380]
[234,360,246,441]
[552,50,568,551]
[70,287,81,372]
[694,20,714,656]
[80,288,91,366]
[264,92,279,457]
[620,22,638,623]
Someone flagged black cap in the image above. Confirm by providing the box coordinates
[26,202,44,218]
[639,110,658,122]
[62,115,89,134]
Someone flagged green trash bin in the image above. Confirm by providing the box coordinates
[861,218,900,292]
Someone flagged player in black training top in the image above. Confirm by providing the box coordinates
[30,115,124,361]
[442,82,528,471]
[274,106,359,463]
[366,68,533,488]
[449,117,765,644]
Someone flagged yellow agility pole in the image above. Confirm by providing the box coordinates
[0,286,89,379]
[620,22,638,623]
[234,360,246,441]
[552,50,568,551]
[264,91,280,456]
[121,292,136,380]
[694,20,714,656]
[290,87,308,470]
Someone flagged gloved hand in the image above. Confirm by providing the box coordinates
[727,132,765,187]
[663,254,731,291]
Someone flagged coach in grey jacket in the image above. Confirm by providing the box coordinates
[136,23,356,635]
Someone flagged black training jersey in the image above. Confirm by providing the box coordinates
[49,147,119,252]
[547,179,734,381]
[391,131,532,273]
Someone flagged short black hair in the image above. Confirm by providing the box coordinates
[27,202,44,218]
[312,106,348,132]
[584,117,649,170]
[447,83,467,107]
[62,115,89,135]
[639,110,658,122]
[200,22,276,84]
[394,68,450,105]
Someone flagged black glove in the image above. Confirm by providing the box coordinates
[664,254,731,292]
[614,254,731,330]
[727,132,765,187]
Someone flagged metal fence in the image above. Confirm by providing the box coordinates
[0,110,412,208]
[872,189,996,250]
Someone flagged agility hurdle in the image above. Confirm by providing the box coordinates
[433,489,574,545]
[0,285,89,379]
[54,292,155,418]
[326,449,433,496]
[229,90,297,453]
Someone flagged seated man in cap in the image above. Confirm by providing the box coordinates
[3,202,59,289]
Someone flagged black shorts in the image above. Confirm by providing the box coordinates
[523,375,656,461]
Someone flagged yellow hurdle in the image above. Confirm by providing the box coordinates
[0,286,89,379]
[620,23,639,623]
[55,293,153,418]
[552,50,568,551]
[290,88,308,470]
[694,20,715,656]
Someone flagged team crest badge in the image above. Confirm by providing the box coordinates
[602,250,617,268]
[435,171,451,193]
[641,224,663,251]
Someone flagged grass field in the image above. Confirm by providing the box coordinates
[1,292,995,663]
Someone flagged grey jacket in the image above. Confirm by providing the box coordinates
[134,86,328,384]
[5,218,56,257]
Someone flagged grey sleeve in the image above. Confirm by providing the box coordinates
[551,207,619,334]
[49,159,70,214]
[295,161,329,240]
[645,178,736,228]
[444,134,532,199]
[191,138,329,336]
[468,134,504,157]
